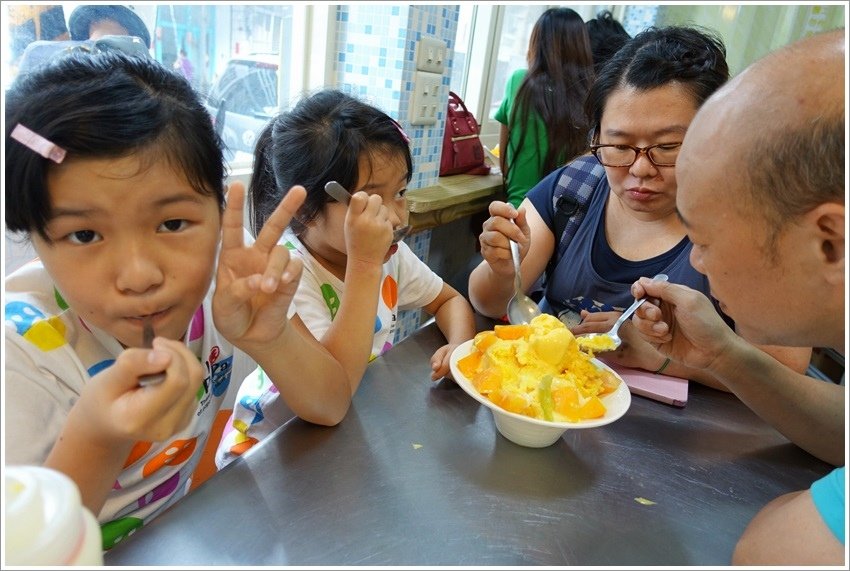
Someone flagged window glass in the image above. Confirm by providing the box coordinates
[448,4,475,96]
[2,3,294,166]
[487,5,548,121]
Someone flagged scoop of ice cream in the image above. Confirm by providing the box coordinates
[528,313,564,334]
[529,327,575,367]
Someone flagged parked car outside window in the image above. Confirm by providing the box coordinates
[205,54,279,160]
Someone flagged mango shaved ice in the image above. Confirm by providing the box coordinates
[576,334,618,352]
[460,314,621,423]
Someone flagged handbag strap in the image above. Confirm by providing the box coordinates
[544,155,608,285]
[448,91,471,116]
[447,91,478,133]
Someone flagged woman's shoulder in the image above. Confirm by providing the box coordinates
[507,69,528,92]
[510,68,528,82]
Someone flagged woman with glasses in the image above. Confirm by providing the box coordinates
[469,26,811,387]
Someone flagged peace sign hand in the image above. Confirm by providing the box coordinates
[212,182,306,354]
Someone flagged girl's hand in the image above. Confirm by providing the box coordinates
[478,201,529,278]
[345,191,394,267]
[430,343,458,381]
[212,182,306,353]
[77,337,204,444]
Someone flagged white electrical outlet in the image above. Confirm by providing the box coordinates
[409,70,442,126]
[415,37,447,74]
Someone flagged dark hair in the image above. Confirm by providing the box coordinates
[585,26,729,139]
[5,50,226,241]
[747,116,844,252]
[585,10,631,74]
[507,7,594,182]
[249,89,413,236]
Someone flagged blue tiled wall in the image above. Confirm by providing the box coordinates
[330,5,460,344]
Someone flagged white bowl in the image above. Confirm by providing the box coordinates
[449,340,632,448]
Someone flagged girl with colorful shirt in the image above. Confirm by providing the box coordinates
[4,51,351,549]
[216,90,475,467]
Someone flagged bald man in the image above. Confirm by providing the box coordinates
[630,29,845,565]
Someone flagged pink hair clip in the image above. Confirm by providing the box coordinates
[10,124,66,164]
[390,118,411,144]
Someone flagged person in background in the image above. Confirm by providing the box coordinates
[173,48,194,82]
[468,26,812,388]
[585,10,631,74]
[4,50,351,549]
[631,28,844,565]
[68,4,152,49]
[215,90,476,467]
[495,7,595,208]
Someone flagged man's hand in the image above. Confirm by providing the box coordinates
[631,278,736,370]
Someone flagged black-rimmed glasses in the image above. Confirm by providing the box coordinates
[590,142,682,168]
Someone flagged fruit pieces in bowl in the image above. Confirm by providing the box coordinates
[456,314,621,423]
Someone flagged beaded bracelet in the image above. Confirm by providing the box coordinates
[654,357,672,375]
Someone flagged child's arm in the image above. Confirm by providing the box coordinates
[422,283,477,380]
[314,192,394,394]
[38,338,205,515]
[212,183,351,425]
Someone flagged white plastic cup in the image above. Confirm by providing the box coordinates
[4,466,103,566]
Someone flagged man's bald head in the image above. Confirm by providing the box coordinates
[679,28,845,248]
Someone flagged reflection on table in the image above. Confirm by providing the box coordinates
[105,320,832,566]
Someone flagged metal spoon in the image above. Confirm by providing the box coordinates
[324,181,411,243]
[506,238,542,325]
[138,316,166,387]
[575,273,669,353]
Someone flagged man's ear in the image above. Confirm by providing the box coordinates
[809,202,844,285]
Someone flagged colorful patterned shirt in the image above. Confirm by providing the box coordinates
[4,260,235,550]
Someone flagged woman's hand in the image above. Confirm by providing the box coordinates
[478,201,530,278]
[212,182,306,353]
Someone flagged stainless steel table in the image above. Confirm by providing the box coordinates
[105,320,832,566]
